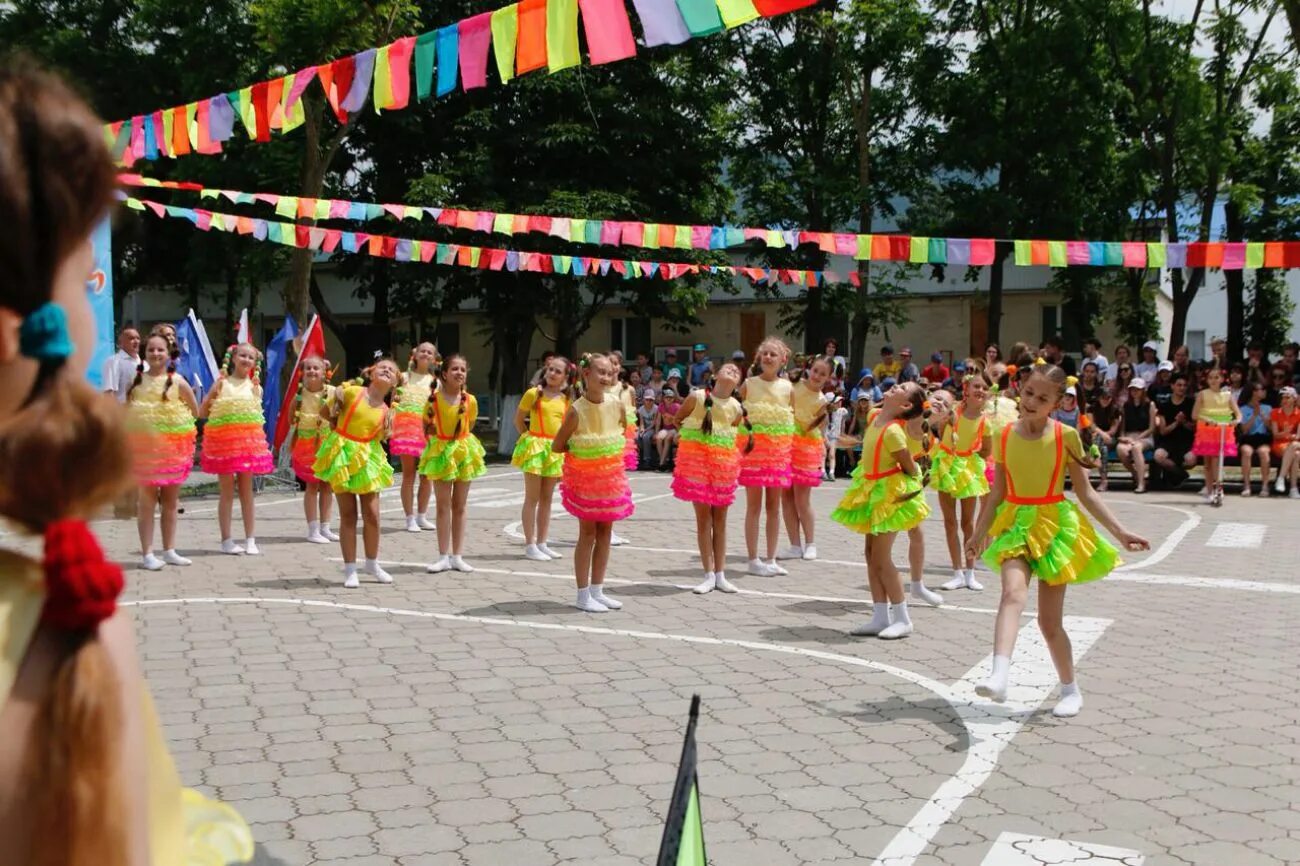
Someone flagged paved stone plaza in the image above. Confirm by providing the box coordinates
[94,467,1300,865]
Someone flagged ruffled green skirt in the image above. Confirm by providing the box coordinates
[931,451,989,499]
[983,500,1120,585]
[312,431,394,495]
[419,435,487,482]
[830,466,930,535]
[511,431,563,478]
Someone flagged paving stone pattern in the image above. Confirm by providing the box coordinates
[94,470,1300,865]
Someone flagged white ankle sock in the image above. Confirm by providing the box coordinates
[976,654,1011,702]
[714,571,737,593]
[1053,681,1083,717]
[891,600,911,626]
[590,584,622,609]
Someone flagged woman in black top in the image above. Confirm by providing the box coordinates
[1154,374,1197,485]
[1079,361,1106,411]
[1118,380,1155,493]
[1089,388,1121,491]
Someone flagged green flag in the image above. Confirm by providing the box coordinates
[657,695,707,866]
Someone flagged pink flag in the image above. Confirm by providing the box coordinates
[386,36,417,109]
[579,0,637,64]
[459,13,494,90]
[1222,242,1246,270]
[1121,242,1146,268]
[968,239,996,266]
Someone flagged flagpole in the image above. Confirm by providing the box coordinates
[657,695,706,866]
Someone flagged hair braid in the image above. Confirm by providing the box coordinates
[125,362,145,403]
[701,379,715,436]
[454,390,467,438]
[220,345,234,377]
[161,357,175,402]
[423,388,438,438]
[741,404,755,454]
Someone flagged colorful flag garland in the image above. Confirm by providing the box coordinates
[118,175,1300,270]
[105,0,818,166]
[123,196,845,287]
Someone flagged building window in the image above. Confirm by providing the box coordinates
[1041,305,1061,343]
[609,317,650,358]
[436,321,460,355]
[1186,330,1206,361]
[1040,303,1082,350]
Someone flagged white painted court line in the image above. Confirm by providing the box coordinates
[329,557,1010,617]
[874,616,1111,866]
[980,832,1144,866]
[122,596,1110,866]
[1108,571,1300,594]
[1114,503,1198,572]
[1205,522,1267,548]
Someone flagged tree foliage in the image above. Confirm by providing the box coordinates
[4,0,1297,378]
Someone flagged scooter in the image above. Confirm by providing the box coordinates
[1210,422,1226,507]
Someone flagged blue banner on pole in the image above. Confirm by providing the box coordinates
[262,315,298,445]
[85,219,114,388]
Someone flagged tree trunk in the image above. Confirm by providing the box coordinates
[283,90,351,327]
[850,261,871,377]
[222,263,238,348]
[1284,0,1300,61]
[1167,268,1205,354]
[371,265,390,327]
[308,271,346,339]
[849,61,875,377]
[1224,196,1247,361]
[986,244,1009,346]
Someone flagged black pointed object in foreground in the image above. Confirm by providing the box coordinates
[656,694,706,866]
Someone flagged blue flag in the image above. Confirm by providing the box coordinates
[262,315,299,445]
[174,311,217,402]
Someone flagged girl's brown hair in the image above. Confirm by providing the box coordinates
[1028,362,1100,469]
[0,60,129,866]
[896,383,933,499]
[426,353,470,437]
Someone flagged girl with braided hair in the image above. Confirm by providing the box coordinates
[967,361,1148,717]
[0,60,253,866]
[420,354,486,574]
[126,333,199,570]
[512,355,573,560]
[314,355,399,587]
[289,355,338,543]
[672,362,744,594]
[936,368,995,594]
[392,341,438,532]
[738,336,796,576]
[831,382,932,639]
[780,354,834,562]
[553,353,633,612]
[199,342,274,555]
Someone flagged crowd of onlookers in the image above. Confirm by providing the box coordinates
[614,335,1300,498]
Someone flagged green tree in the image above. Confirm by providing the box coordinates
[249,0,420,329]
[927,0,1140,348]
[728,0,942,369]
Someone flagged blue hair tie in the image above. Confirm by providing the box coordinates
[19,302,73,363]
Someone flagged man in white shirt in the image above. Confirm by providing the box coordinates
[1081,338,1109,381]
[1134,340,1161,383]
[101,325,141,403]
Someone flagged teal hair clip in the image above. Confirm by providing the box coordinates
[19,302,73,362]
